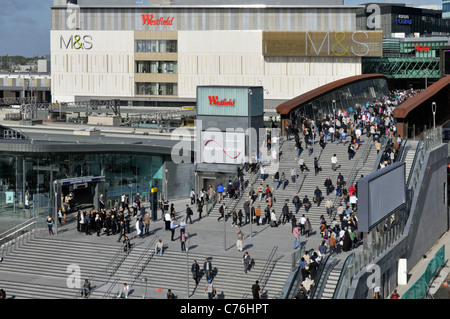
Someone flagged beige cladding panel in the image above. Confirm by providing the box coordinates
[134,30,177,40]
[262,31,383,57]
[134,52,178,61]
[134,73,178,83]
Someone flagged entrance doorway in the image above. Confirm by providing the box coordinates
[54,176,105,213]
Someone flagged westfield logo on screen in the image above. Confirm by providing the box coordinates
[208,96,235,106]
[142,14,175,25]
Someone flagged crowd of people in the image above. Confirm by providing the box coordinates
[37,90,418,300]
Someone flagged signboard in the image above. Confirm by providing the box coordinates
[60,176,105,186]
[200,130,245,164]
[5,192,14,204]
[60,34,93,50]
[262,31,383,57]
[397,15,412,25]
[197,87,249,117]
[415,44,430,51]
[357,162,406,232]
[142,14,175,26]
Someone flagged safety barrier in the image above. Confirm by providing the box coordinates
[402,245,447,299]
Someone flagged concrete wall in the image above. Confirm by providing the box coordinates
[404,144,449,266]
[348,142,448,299]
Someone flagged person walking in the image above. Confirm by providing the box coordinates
[251,280,261,299]
[314,157,320,176]
[117,220,126,243]
[328,233,337,254]
[236,229,245,252]
[180,231,186,252]
[331,154,338,171]
[314,186,323,206]
[390,289,400,299]
[218,204,225,222]
[143,212,150,236]
[324,176,334,196]
[135,218,142,239]
[325,198,334,218]
[305,218,312,237]
[163,210,171,231]
[290,167,296,183]
[205,279,216,299]
[242,251,252,274]
[293,225,301,250]
[203,258,213,282]
[185,204,193,224]
[46,214,54,235]
[191,260,200,287]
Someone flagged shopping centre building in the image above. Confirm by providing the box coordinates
[357,3,450,89]
[50,0,383,106]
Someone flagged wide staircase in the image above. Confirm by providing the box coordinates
[0,233,291,299]
[267,135,378,230]
[311,137,419,299]
[0,236,119,299]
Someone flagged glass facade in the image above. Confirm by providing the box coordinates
[399,41,447,58]
[135,82,178,96]
[288,78,389,125]
[0,153,163,220]
[135,40,177,53]
[444,1,450,19]
[135,61,178,74]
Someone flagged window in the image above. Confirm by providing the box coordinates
[135,40,177,53]
[135,82,178,96]
[135,61,177,74]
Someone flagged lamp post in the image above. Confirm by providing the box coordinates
[431,102,436,130]
[332,100,336,142]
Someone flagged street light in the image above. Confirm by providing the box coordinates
[141,277,147,299]
[431,102,436,130]
[332,100,336,142]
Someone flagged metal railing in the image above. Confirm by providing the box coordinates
[309,251,336,299]
[0,217,43,258]
[242,246,278,299]
[103,246,129,280]
[102,278,120,299]
[332,253,355,299]
[128,237,158,285]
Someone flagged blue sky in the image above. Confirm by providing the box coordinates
[0,0,443,57]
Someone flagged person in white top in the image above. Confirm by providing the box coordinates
[350,194,358,211]
[117,283,130,298]
[331,154,338,171]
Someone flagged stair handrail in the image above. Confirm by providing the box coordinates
[103,246,128,280]
[0,217,42,254]
[332,252,355,299]
[129,236,158,285]
[242,245,278,298]
[309,252,338,299]
[102,277,120,299]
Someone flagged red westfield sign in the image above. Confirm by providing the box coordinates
[142,14,174,26]
[208,96,235,106]
[414,44,431,51]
